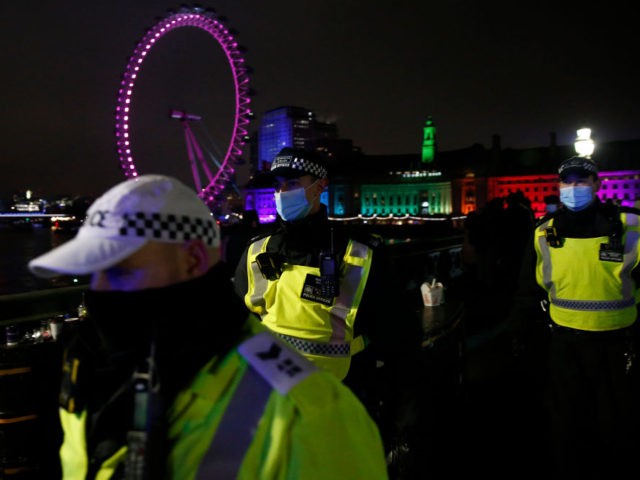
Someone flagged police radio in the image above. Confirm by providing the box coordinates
[319,252,339,298]
[255,252,285,280]
[319,228,340,298]
[544,226,563,248]
[124,345,164,480]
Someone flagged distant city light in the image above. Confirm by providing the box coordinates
[574,127,595,158]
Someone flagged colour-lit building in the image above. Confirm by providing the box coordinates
[243,106,640,222]
[257,106,318,172]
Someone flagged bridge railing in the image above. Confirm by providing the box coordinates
[0,285,87,332]
[0,224,465,332]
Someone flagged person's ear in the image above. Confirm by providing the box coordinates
[183,239,210,276]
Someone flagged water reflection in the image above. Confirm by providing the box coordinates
[0,226,89,295]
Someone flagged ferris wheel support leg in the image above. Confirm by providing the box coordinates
[183,124,203,192]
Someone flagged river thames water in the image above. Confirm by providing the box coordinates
[0,224,83,295]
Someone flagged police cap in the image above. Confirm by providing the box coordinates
[270,147,328,179]
[558,156,599,180]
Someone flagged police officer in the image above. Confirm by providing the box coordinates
[543,193,562,215]
[233,147,423,470]
[28,174,388,479]
[509,156,640,477]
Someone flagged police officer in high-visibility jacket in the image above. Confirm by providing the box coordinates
[233,148,423,473]
[508,156,640,478]
[28,174,388,479]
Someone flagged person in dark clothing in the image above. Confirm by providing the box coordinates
[461,193,534,334]
[233,147,423,474]
[543,193,562,215]
[27,174,388,479]
[503,190,535,292]
[221,209,263,274]
[508,156,640,477]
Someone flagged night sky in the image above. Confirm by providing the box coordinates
[2,1,637,198]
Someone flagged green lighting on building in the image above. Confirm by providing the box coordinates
[421,116,436,163]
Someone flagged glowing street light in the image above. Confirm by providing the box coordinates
[574,127,595,158]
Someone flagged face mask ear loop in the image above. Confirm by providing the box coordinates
[306,178,324,203]
[305,178,318,190]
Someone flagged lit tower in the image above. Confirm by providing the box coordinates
[421,116,436,163]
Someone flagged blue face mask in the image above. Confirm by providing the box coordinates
[274,180,317,221]
[560,185,594,211]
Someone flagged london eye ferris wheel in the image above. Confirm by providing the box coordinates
[114,5,252,209]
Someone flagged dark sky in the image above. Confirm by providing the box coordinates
[2,1,637,198]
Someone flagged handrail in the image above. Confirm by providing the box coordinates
[0,234,465,328]
[0,285,87,327]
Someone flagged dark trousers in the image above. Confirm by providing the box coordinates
[547,325,640,478]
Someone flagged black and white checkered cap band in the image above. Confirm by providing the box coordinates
[278,333,350,357]
[558,158,598,177]
[118,212,218,246]
[271,155,328,178]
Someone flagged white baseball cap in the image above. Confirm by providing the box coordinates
[29,174,220,278]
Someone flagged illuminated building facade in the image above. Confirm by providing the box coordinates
[248,105,342,222]
[481,138,640,216]
[244,110,640,222]
[257,106,316,170]
[596,170,640,206]
[335,175,451,217]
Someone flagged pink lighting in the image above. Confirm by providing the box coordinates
[114,5,252,209]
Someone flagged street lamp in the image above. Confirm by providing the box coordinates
[574,127,595,158]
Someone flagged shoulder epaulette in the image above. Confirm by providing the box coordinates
[248,223,282,245]
[238,331,317,395]
[248,231,271,245]
[348,231,384,249]
[535,213,555,228]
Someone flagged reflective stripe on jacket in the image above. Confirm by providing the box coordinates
[534,213,640,331]
[58,319,388,479]
[244,236,373,379]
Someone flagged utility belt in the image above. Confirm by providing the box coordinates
[549,322,636,340]
[549,321,638,374]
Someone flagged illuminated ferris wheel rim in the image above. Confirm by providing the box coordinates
[114,5,252,207]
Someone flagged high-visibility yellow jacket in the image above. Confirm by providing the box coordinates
[534,213,640,331]
[242,236,373,380]
[58,319,388,479]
